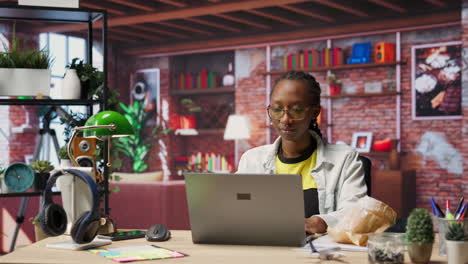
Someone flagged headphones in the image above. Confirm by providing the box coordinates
[39,169,101,244]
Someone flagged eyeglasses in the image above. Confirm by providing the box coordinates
[267,105,310,121]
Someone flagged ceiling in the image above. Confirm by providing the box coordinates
[3,0,463,56]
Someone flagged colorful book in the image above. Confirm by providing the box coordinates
[283,55,288,71]
[287,53,292,70]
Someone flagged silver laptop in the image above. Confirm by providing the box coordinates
[184,173,306,247]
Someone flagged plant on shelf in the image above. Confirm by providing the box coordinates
[66,58,120,108]
[326,73,342,95]
[406,208,434,264]
[0,28,53,69]
[445,222,468,264]
[29,160,54,191]
[178,98,202,129]
[114,101,170,173]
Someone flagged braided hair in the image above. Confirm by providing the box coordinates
[271,70,322,138]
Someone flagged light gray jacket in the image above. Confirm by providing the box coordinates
[237,131,368,227]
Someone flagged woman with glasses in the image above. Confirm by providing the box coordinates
[237,70,367,234]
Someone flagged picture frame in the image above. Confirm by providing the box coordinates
[351,132,373,153]
[411,41,462,120]
[130,68,161,125]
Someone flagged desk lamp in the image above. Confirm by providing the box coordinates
[224,114,250,168]
[67,110,133,216]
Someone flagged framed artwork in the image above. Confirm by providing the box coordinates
[411,41,462,120]
[351,132,373,153]
[130,68,160,125]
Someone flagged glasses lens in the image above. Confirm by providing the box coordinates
[268,107,307,120]
[268,107,283,120]
[289,107,306,120]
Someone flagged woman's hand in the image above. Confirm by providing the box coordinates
[305,216,328,234]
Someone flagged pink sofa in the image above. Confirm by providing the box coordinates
[0,180,190,253]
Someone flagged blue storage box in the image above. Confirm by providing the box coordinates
[347,42,372,64]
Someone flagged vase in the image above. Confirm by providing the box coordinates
[446,240,468,264]
[33,222,48,242]
[407,243,433,264]
[329,84,341,95]
[62,69,81,99]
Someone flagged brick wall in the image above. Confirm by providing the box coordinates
[462,0,468,207]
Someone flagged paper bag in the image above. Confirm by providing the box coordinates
[327,196,397,246]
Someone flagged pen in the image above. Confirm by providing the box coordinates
[431,198,445,218]
[456,203,467,220]
[446,200,455,219]
[455,197,464,215]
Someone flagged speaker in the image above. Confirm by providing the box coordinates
[39,169,101,244]
[374,42,395,63]
[72,137,96,167]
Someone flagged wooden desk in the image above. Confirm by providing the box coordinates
[0,231,447,264]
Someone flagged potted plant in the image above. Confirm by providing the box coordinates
[58,145,71,167]
[180,98,202,129]
[29,160,54,191]
[30,215,48,241]
[406,208,434,263]
[0,26,53,97]
[327,73,342,95]
[445,222,468,264]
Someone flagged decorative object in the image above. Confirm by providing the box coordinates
[411,41,462,120]
[327,73,342,95]
[222,62,235,86]
[3,162,35,192]
[130,68,160,116]
[445,221,468,264]
[367,232,404,264]
[347,42,371,64]
[29,160,54,191]
[438,217,468,256]
[66,58,104,101]
[179,98,201,129]
[372,138,392,151]
[224,114,250,167]
[374,42,395,63]
[0,27,53,97]
[61,69,81,99]
[30,216,48,241]
[351,132,373,153]
[406,208,434,264]
[364,81,383,93]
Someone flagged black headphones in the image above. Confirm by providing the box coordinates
[39,169,101,244]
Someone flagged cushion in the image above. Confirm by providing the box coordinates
[111,171,163,182]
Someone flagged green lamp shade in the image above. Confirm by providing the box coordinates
[83,111,134,137]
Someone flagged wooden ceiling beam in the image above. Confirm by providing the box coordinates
[280,4,334,23]
[155,0,188,8]
[80,2,125,16]
[110,28,164,41]
[157,21,214,35]
[309,0,369,17]
[132,24,188,38]
[185,17,241,32]
[245,9,302,26]
[124,11,459,56]
[367,0,406,13]
[40,0,310,32]
[423,0,446,7]
[107,0,157,11]
[213,13,271,30]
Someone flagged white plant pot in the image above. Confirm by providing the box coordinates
[0,68,51,97]
[446,240,468,264]
[61,69,81,99]
[55,165,94,235]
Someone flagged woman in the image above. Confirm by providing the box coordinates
[237,70,367,234]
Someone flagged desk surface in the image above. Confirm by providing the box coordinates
[0,231,447,264]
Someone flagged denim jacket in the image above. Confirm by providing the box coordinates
[237,131,368,227]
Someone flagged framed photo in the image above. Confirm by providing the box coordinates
[351,132,373,153]
[130,68,160,125]
[411,41,462,120]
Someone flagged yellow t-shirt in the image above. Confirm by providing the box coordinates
[276,150,317,190]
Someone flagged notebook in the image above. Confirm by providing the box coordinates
[184,173,306,247]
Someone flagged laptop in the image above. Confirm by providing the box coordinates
[184,173,306,247]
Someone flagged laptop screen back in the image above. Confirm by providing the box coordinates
[184,173,306,247]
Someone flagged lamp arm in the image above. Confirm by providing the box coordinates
[67,128,80,167]
[74,124,116,131]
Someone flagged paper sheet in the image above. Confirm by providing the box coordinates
[308,235,367,252]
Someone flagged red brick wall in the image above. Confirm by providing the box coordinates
[461,0,468,208]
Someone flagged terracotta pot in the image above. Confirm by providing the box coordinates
[446,240,468,264]
[329,84,341,95]
[407,242,433,264]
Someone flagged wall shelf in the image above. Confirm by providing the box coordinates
[322,91,400,99]
[260,61,406,75]
[170,87,235,96]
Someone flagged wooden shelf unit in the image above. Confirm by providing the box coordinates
[322,91,400,99]
[260,61,406,75]
[170,87,235,96]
